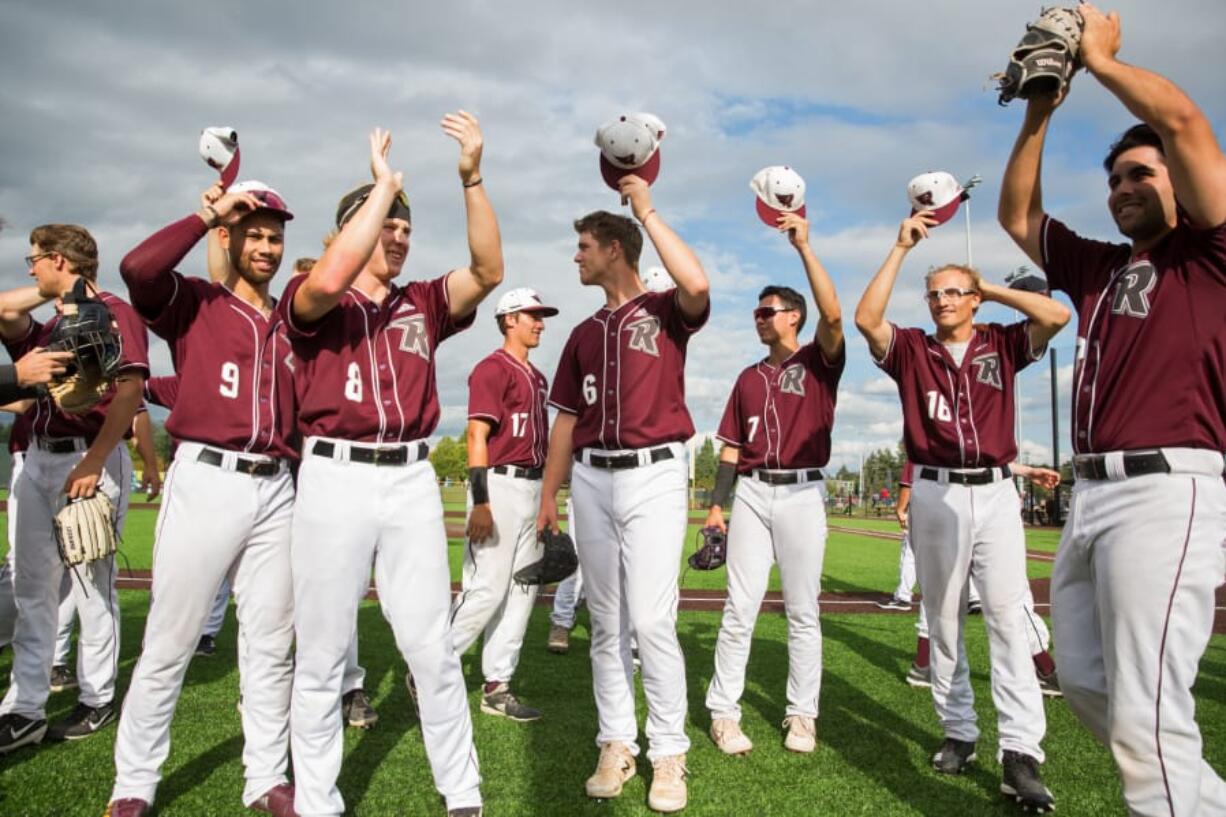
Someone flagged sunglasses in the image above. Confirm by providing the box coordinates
[923,287,978,303]
[753,306,797,321]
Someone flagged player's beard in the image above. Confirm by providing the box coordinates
[1114,200,1168,243]
[235,253,279,287]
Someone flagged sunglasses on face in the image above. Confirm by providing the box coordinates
[923,287,978,304]
[753,306,797,321]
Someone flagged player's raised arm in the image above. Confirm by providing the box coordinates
[854,213,936,360]
[1078,4,1226,228]
[999,94,1061,267]
[778,212,842,362]
[536,411,576,535]
[442,111,505,320]
[293,129,404,324]
[618,175,709,322]
[0,284,49,340]
[979,278,1070,349]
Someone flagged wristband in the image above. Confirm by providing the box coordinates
[470,467,489,504]
[711,461,737,508]
[463,176,484,188]
[201,205,220,228]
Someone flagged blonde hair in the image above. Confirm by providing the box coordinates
[924,264,982,292]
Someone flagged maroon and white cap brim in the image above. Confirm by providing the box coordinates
[219,144,241,191]
[911,194,963,226]
[756,197,807,227]
[600,148,661,191]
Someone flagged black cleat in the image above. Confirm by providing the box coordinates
[0,712,47,753]
[49,664,78,692]
[480,683,542,722]
[1001,750,1055,812]
[342,688,379,729]
[195,634,216,657]
[931,737,977,775]
[47,701,116,741]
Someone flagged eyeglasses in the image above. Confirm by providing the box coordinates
[923,287,978,303]
[24,252,55,268]
[753,306,797,321]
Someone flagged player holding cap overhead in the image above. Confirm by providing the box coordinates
[105,179,298,817]
[0,227,148,754]
[854,202,1070,810]
[282,120,499,817]
[998,5,1226,811]
[449,287,556,722]
[538,121,709,810]
[704,173,844,758]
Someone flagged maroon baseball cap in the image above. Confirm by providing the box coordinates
[230,180,294,221]
[907,171,966,226]
[750,166,807,227]
[596,113,666,191]
[199,127,241,191]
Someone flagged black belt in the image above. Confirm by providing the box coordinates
[919,465,1012,485]
[753,468,824,485]
[312,439,428,466]
[37,437,86,454]
[197,447,280,477]
[578,446,675,470]
[492,464,543,480]
[1073,450,1170,481]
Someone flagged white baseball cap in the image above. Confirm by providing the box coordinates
[750,166,807,226]
[495,287,559,317]
[907,171,967,226]
[595,112,666,191]
[228,180,294,221]
[199,126,241,190]
[641,266,673,293]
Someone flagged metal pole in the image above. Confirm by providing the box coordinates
[1050,348,1061,524]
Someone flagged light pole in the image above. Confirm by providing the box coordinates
[960,174,983,267]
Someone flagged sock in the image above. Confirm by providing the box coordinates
[915,636,930,668]
[1032,650,1056,677]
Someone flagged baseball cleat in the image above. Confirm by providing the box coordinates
[102,798,149,817]
[48,702,115,741]
[1037,670,1063,698]
[481,683,542,722]
[1001,750,1056,812]
[905,661,932,689]
[782,715,817,753]
[547,624,570,654]
[195,634,217,657]
[931,737,977,774]
[709,717,753,755]
[585,741,636,799]
[0,712,47,754]
[50,664,79,692]
[342,688,379,729]
[967,599,983,616]
[447,808,483,817]
[875,596,912,611]
[648,753,688,813]
[250,782,297,816]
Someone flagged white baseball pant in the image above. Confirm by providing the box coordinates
[550,498,584,629]
[0,440,130,718]
[910,470,1046,761]
[915,583,1046,654]
[449,472,543,684]
[52,582,76,667]
[111,442,295,808]
[203,575,231,639]
[706,474,827,721]
[570,444,690,761]
[291,438,480,816]
[1053,448,1226,815]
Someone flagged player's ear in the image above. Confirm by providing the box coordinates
[216,225,233,251]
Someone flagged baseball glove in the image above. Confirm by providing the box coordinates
[688,526,727,571]
[54,493,119,567]
[513,528,578,586]
[993,7,1084,105]
[44,279,123,415]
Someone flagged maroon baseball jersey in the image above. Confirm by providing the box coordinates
[144,375,180,411]
[280,272,474,443]
[549,291,708,450]
[4,291,149,442]
[8,413,31,456]
[1040,215,1226,454]
[120,215,297,458]
[876,322,1039,468]
[467,349,549,469]
[715,341,845,473]
[900,459,914,487]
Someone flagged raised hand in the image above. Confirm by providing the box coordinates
[440,110,483,184]
[1078,3,1121,72]
[777,212,810,249]
[368,127,402,191]
[896,212,938,250]
[617,174,653,221]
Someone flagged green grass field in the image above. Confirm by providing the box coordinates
[0,508,1222,815]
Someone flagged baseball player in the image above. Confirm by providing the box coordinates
[537,177,710,813]
[104,178,298,817]
[0,227,149,753]
[703,211,844,757]
[449,287,556,721]
[998,5,1226,811]
[282,121,498,817]
[854,212,1070,810]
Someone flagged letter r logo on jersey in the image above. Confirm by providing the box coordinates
[1111,260,1158,318]
[972,353,1003,390]
[388,314,430,360]
[625,316,661,357]
[779,364,806,396]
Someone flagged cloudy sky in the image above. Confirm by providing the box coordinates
[3,0,1223,470]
